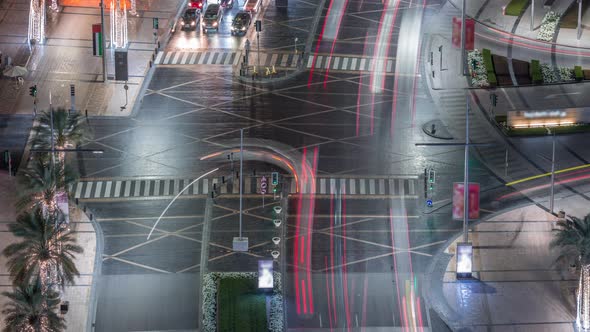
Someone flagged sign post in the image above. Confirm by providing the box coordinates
[260,176,267,207]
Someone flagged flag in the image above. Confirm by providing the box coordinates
[92,24,103,56]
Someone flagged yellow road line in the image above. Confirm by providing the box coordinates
[505,163,590,187]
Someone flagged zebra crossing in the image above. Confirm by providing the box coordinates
[155,50,396,73]
[73,176,419,199]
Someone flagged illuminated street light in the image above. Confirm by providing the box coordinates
[110,0,128,48]
[28,0,46,44]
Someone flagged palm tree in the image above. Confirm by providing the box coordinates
[32,108,92,161]
[1,279,66,332]
[16,158,78,216]
[3,208,83,291]
[550,214,590,330]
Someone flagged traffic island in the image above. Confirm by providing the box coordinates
[422,119,454,140]
[201,272,284,332]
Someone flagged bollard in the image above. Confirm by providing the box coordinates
[149,60,152,68]
[90,213,93,221]
[83,206,87,213]
[157,41,161,49]
[222,176,225,183]
[75,198,79,205]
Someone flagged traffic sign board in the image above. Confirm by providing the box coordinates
[260,176,268,194]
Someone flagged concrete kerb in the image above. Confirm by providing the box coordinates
[235,0,328,85]
[129,0,188,118]
[197,196,214,331]
[80,201,105,332]
[423,202,558,330]
[279,195,288,331]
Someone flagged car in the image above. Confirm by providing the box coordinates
[180,8,199,30]
[202,4,223,33]
[188,0,205,11]
[231,11,251,36]
[220,0,234,9]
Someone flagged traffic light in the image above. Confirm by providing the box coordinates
[428,170,435,184]
[3,150,9,164]
[490,93,497,107]
[29,85,37,97]
[271,172,279,185]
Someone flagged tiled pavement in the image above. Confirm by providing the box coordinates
[73,175,420,199]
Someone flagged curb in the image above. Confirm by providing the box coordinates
[423,202,556,330]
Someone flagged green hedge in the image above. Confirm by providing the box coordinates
[218,278,267,332]
[530,60,542,83]
[482,49,497,86]
[505,0,529,16]
[506,124,590,136]
[575,66,583,81]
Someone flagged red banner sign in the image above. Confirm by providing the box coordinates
[452,17,475,50]
[452,182,480,220]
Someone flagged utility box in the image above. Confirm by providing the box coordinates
[114,49,128,81]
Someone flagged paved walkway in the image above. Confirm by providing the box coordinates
[0,172,97,331]
[0,0,184,117]
[426,204,577,331]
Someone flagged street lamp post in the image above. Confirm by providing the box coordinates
[578,0,583,40]
[530,0,535,31]
[462,94,469,242]
[100,0,107,82]
[549,130,556,214]
[460,0,467,75]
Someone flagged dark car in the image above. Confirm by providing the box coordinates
[231,11,251,36]
[180,8,199,30]
[202,4,223,33]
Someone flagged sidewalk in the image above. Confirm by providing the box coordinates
[426,204,577,331]
[0,172,97,332]
[0,0,184,117]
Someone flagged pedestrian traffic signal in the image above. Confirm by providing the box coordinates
[428,169,436,184]
[490,93,497,107]
[271,172,279,185]
[29,85,37,97]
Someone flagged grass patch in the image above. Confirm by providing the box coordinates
[505,0,529,16]
[505,124,590,136]
[482,49,497,86]
[531,60,543,83]
[575,66,584,81]
[218,277,267,332]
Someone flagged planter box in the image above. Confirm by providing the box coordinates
[575,66,584,81]
[530,60,543,84]
[505,0,529,16]
[584,69,590,80]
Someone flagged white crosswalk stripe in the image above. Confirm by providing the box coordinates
[155,50,395,73]
[74,176,419,199]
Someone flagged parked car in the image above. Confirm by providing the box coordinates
[202,3,223,33]
[242,0,260,13]
[231,11,251,36]
[180,8,199,30]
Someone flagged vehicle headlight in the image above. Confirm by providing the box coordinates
[241,27,246,31]
[213,22,218,27]
[191,21,196,26]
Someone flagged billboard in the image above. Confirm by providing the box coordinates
[452,182,480,220]
[456,242,473,278]
[258,260,273,289]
